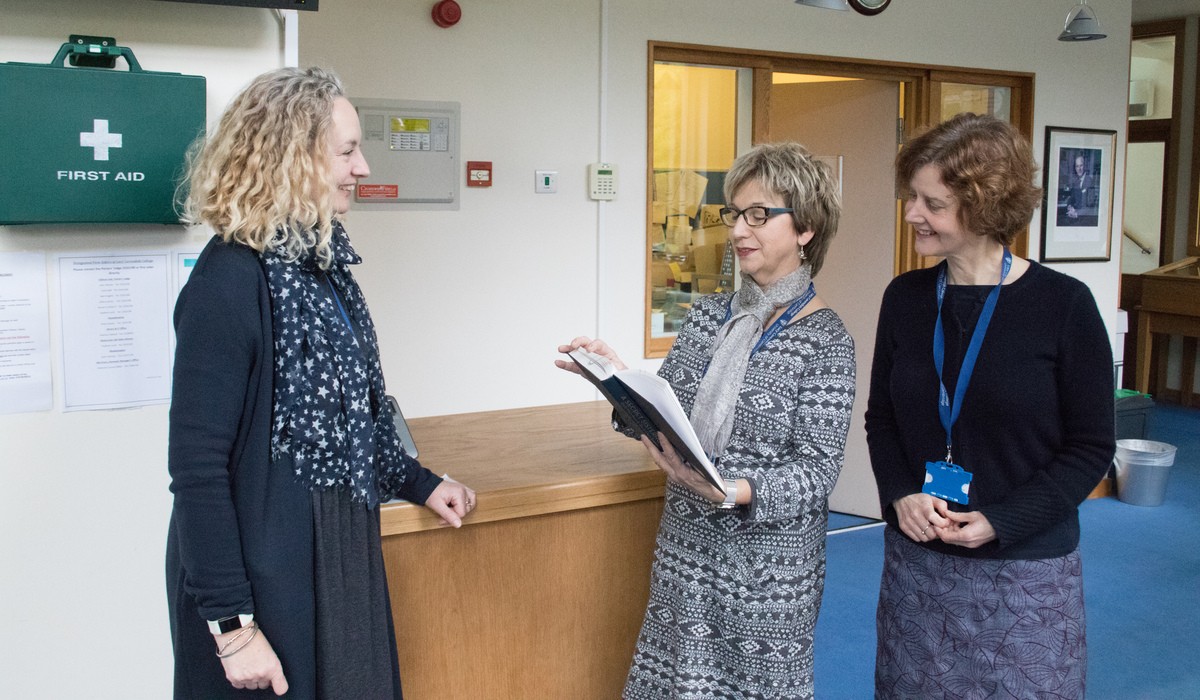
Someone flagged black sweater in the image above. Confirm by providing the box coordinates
[865,260,1115,559]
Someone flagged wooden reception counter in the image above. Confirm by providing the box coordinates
[1134,257,1200,407]
[379,401,665,699]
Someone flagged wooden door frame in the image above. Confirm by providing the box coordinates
[646,41,1034,357]
[1130,19,1187,263]
[1192,22,1200,256]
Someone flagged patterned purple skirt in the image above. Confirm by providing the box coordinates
[874,526,1086,700]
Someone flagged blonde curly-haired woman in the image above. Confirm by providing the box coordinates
[166,67,476,699]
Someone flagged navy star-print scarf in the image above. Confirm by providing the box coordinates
[262,221,410,509]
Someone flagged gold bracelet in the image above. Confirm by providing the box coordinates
[215,622,255,652]
[216,622,259,658]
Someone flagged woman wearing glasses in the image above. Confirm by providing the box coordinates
[557,143,855,699]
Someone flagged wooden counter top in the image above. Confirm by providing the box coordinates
[380,401,664,535]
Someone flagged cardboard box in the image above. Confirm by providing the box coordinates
[693,242,729,294]
[698,204,724,228]
[653,169,708,218]
[651,260,670,288]
[691,224,728,249]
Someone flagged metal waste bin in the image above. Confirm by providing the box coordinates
[1113,439,1177,507]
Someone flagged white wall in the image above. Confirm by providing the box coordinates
[1123,142,1167,274]
[301,0,1132,414]
[1,0,1135,697]
[301,0,605,417]
[0,2,281,697]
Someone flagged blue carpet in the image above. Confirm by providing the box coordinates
[1080,402,1200,700]
[827,511,880,532]
[814,403,1200,699]
[815,523,884,697]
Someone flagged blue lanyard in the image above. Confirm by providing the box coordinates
[721,282,817,356]
[326,275,355,332]
[933,249,1010,463]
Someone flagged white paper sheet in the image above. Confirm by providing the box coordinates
[58,253,172,411]
[0,252,53,414]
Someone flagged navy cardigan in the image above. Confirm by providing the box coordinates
[166,237,439,698]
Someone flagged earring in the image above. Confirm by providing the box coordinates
[798,245,807,262]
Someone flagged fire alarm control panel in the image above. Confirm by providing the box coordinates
[352,97,460,211]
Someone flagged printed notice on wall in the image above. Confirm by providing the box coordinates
[58,253,172,411]
[0,252,53,414]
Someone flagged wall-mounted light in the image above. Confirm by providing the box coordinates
[794,0,891,15]
[1058,0,1106,41]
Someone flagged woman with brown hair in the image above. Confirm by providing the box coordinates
[866,113,1114,698]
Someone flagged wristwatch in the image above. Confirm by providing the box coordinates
[716,479,739,510]
[208,613,254,635]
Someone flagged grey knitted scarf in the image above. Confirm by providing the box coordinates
[690,263,813,459]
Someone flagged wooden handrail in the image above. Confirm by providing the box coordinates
[1123,229,1154,255]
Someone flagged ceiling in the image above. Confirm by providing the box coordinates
[1131,0,1200,23]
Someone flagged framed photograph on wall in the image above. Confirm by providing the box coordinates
[1040,126,1117,262]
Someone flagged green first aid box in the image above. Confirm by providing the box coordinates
[0,42,205,225]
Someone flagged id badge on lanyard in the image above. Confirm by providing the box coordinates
[923,460,972,505]
[921,249,1011,506]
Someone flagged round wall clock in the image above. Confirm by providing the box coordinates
[848,0,890,15]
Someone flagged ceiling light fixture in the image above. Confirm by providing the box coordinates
[795,0,848,9]
[1058,0,1107,42]
[794,0,890,15]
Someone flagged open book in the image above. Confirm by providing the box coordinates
[566,348,724,491]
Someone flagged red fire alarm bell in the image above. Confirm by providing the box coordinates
[432,0,461,28]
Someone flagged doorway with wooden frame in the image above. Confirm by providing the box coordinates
[646,41,1034,517]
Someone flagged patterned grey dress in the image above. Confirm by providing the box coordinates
[624,292,856,700]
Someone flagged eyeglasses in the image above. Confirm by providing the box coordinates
[718,205,794,228]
